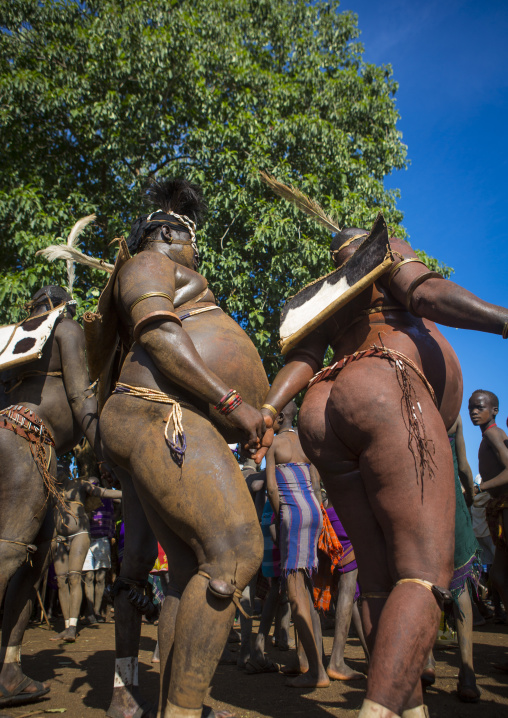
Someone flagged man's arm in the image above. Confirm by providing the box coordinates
[86,483,123,501]
[56,318,102,461]
[454,415,475,506]
[385,241,508,334]
[118,254,265,450]
[480,429,508,492]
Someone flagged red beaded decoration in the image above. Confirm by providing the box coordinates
[215,390,243,415]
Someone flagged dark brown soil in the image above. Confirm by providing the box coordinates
[3,618,508,717]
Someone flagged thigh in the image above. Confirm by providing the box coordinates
[114,466,158,577]
[0,433,48,543]
[53,541,69,575]
[330,361,455,584]
[69,533,91,571]
[127,406,260,566]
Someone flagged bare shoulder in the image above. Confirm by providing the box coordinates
[116,252,177,309]
[118,251,175,283]
[484,426,508,448]
[389,237,419,259]
[55,315,84,341]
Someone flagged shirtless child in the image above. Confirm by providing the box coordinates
[265,401,329,688]
[468,391,508,612]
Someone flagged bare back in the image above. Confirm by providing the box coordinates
[0,317,92,453]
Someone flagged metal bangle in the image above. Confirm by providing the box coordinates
[387,258,427,288]
[261,403,278,417]
[130,292,174,312]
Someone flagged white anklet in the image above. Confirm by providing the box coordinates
[114,657,139,687]
[0,645,21,664]
[358,699,400,718]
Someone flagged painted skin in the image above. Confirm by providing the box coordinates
[99,225,269,718]
[0,289,103,705]
[255,235,508,716]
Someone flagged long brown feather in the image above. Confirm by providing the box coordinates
[260,171,341,234]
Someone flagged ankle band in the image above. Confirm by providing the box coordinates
[114,657,139,687]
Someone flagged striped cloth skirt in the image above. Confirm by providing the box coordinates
[276,463,322,576]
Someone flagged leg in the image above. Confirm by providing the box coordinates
[83,570,97,622]
[106,468,158,718]
[101,401,263,717]
[285,571,329,688]
[50,540,71,640]
[454,588,480,702]
[327,569,366,680]
[351,600,369,660]
[0,508,54,707]
[251,578,280,666]
[63,531,91,641]
[300,362,455,715]
[0,435,49,607]
[237,577,256,669]
[95,568,107,616]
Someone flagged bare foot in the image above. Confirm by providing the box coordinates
[107,686,154,718]
[50,628,69,641]
[281,662,309,675]
[0,663,50,707]
[327,663,366,681]
[63,627,77,642]
[286,670,330,688]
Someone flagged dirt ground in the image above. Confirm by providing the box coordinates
[2,617,507,718]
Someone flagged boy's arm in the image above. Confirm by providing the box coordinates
[266,444,280,516]
[310,465,323,506]
[480,429,508,492]
[454,416,475,506]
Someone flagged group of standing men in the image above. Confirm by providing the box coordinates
[1,176,508,718]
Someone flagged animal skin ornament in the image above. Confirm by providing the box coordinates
[279,214,393,354]
[0,304,67,372]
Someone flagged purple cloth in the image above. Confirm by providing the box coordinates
[89,498,115,539]
[326,507,360,601]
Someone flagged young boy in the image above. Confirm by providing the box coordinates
[468,390,508,619]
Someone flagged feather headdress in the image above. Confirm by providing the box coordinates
[260,171,341,234]
[37,215,114,278]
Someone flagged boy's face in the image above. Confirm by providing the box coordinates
[468,393,498,426]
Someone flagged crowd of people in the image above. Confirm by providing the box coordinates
[1,177,508,718]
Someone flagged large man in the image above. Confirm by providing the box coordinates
[0,285,103,708]
[255,224,508,718]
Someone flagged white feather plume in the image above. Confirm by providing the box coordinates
[37,245,114,274]
[66,214,96,292]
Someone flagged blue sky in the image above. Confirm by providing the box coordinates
[342,0,508,474]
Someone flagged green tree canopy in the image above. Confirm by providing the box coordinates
[0,0,448,377]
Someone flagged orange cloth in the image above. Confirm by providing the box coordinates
[313,504,343,612]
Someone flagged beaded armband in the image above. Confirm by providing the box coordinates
[215,390,243,415]
[133,311,182,342]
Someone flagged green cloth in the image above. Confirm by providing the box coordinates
[449,434,480,600]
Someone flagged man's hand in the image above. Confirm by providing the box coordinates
[226,402,266,453]
[252,414,274,464]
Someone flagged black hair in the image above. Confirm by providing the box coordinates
[329,227,368,253]
[127,178,207,254]
[471,389,499,408]
[146,178,207,225]
[32,286,76,317]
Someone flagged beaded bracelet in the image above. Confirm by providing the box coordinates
[215,390,243,415]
